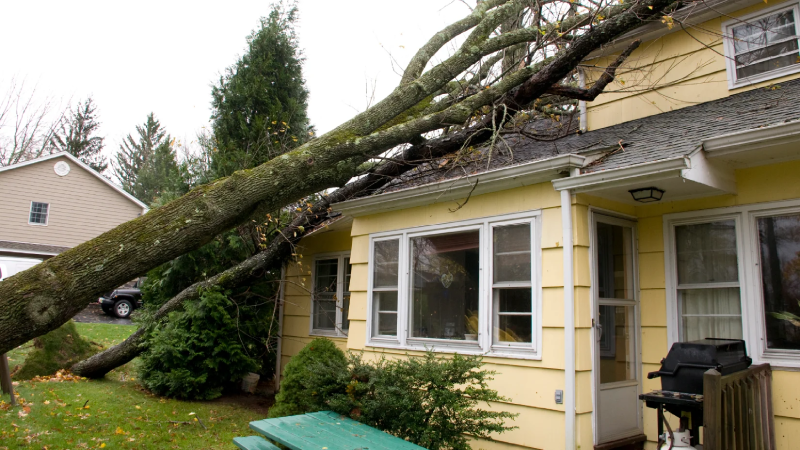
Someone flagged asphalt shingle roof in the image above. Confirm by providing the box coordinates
[382,77,800,193]
[0,240,70,255]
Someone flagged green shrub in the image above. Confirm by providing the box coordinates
[14,321,97,380]
[329,352,518,450]
[138,288,262,400]
[268,338,347,418]
[270,341,517,450]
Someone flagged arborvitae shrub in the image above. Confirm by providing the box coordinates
[268,337,347,418]
[138,288,260,400]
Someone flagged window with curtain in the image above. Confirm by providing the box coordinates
[675,220,743,341]
[757,213,800,351]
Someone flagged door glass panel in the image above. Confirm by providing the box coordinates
[599,305,636,383]
[597,223,635,299]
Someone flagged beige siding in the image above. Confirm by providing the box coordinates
[0,156,144,248]
[584,0,800,130]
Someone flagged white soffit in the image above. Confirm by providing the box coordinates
[552,152,737,205]
[703,119,800,167]
[331,154,586,217]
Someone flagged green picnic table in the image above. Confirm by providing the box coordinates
[233,410,427,450]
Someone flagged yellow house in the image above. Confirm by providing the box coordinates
[276,1,800,448]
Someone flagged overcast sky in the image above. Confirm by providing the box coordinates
[0,0,468,160]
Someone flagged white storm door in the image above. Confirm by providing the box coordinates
[592,215,642,444]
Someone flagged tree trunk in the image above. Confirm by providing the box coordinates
[0,0,680,355]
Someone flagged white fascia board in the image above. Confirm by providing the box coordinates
[583,0,762,61]
[332,154,586,217]
[0,152,149,212]
[552,157,690,192]
[703,119,800,157]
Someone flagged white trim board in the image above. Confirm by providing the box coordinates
[0,152,148,212]
[332,154,586,217]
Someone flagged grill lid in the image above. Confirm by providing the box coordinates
[647,338,752,395]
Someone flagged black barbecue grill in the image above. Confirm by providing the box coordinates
[640,338,752,447]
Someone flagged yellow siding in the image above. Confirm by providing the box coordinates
[278,228,351,378]
[631,160,800,448]
[584,0,800,130]
[281,182,588,450]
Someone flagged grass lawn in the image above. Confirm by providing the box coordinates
[1,322,269,449]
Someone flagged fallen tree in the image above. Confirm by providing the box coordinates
[73,39,640,378]
[0,0,681,355]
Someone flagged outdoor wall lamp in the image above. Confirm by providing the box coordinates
[629,187,665,203]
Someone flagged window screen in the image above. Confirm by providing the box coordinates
[731,8,800,80]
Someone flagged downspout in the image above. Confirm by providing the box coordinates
[578,68,587,132]
[274,266,286,392]
[561,168,578,450]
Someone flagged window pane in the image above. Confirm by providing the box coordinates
[314,259,338,294]
[378,312,398,336]
[676,221,738,284]
[493,224,531,283]
[313,299,336,330]
[344,257,351,292]
[496,315,532,343]
[597,223,635,299]
[411,231,480,340]
[374,240,399,288]
[731,9,799,79]
[342,294,350,331]
[498,288,532,313]
[373,291,397,337]
[758,214,800,350]
[680,288,742,341]
[599,305,636,383]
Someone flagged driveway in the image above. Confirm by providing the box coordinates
[73,303,134,325]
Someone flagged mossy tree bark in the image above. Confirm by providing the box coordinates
[0,0,681,355]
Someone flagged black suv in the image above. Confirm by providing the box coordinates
[98,278,145,318]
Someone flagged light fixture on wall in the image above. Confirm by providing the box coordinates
[629,187,665,203]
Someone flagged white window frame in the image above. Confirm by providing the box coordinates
[723,1,800,89]
[28,201,49,226]
[366,211,543,359]
[664,198,800,368]
[309,251,350,337]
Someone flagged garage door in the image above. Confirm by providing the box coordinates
[0,256,43,281]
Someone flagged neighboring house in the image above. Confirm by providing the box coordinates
[0,152,147,280]
[277,1,800,449]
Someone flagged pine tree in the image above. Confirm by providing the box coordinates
[136,139,185,204]
[210,1,310,177]
[50,98,107,172]
[114,113,167,196]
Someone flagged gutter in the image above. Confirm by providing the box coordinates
[332,154,586,217]
[703,119,800,156]
[552,157,690,192]
[561,168,579,450]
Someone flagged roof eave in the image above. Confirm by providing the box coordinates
[332,154,587,218]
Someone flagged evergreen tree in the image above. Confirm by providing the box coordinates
[114,113,167,197]
[50,98,107,172]
[210,1,310,177]
[136,139,186,204]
